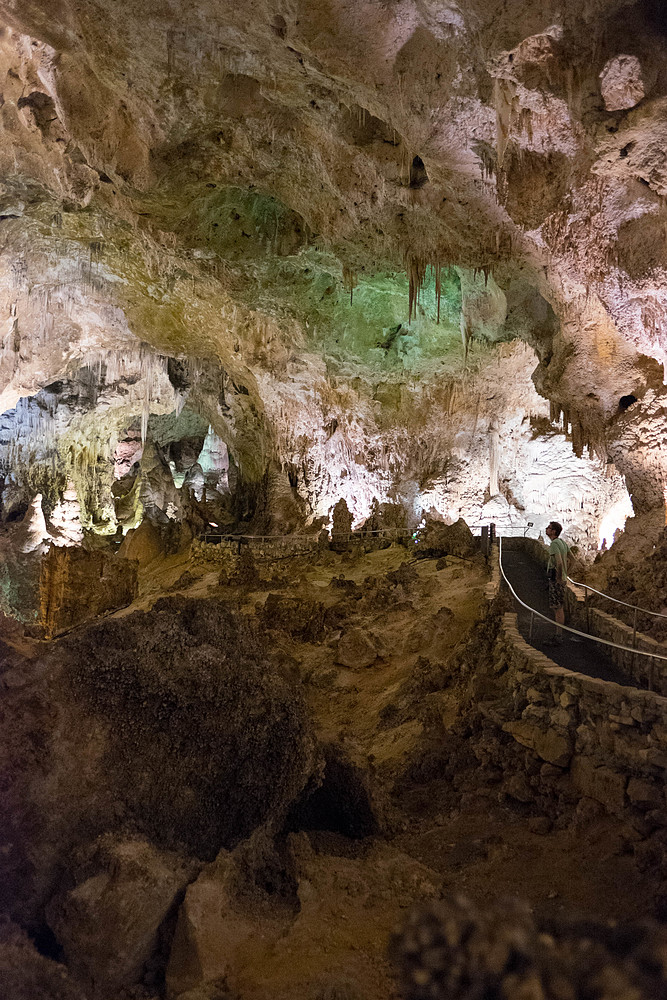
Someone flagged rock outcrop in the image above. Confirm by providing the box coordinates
[46,838,197,998]
[392,894,667,1000]
[1,597,316,926]
[0,922,86,1000]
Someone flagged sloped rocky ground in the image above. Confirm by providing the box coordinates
[1,538,665,1000]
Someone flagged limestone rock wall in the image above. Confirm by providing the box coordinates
[39,544,138,636]
[0,0,666,530]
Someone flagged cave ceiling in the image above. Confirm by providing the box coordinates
[0,0,667,531]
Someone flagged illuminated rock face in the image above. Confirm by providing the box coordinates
[0,0,665,546]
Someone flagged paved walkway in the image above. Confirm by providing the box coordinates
[500,547,641,687]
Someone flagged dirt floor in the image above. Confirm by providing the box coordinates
[4,540,658,1000]
[113,541,657,999]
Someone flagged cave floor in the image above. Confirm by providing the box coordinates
[12,542,655,1000]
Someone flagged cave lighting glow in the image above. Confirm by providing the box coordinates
[598,494,634,549]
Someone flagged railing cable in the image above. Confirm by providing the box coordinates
[567,576,667,621]
[498,537,667,665]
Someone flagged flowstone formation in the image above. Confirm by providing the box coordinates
[2,0,666,570]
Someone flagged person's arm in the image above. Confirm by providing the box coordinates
[554,546,565,582]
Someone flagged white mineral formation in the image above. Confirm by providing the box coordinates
[49,484,84,546]
[17,494,50,553]
[0,0,664,550]
[600,55,645,111]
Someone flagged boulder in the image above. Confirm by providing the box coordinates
[118,518,163,565]
[166,831,293,997]
[416,518,476,559]
[600,54,645,111]
[47,838,197,997]
[1,598,316,924]
[627,777,663,811]
[261,592,326,641]
[336,628,377,668]
[61,598,316,859]
[166,858,254,997]
[502,720,572,767]
[0,923,85,1000]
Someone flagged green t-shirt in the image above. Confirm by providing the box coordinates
[547,537,568,577]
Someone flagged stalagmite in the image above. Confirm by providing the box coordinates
[18,493,49,553]
[489,421,500,497]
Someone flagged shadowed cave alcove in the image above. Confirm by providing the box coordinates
[286,746,381,841]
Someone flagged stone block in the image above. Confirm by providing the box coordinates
[166,853,258,997]
[627,777,663,811]
[47,838,195,996]
[609,713,635,726]
[559,690,576,708]
[503,721,572,767]
[504,773,533,803]
[570,757,627,812]
[647,748,667,769]
[549,707,572,729]
[336,628,377,668]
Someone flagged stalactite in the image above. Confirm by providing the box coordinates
[433,262,442,324]
[494,78,517,169]
[404,253,428,324]
[460,314,473,364]
[342,266,357,305]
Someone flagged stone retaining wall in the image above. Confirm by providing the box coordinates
[190,533,412,566]
[496,612,667,818]
[502,536,549,567]
[586,606,667,696]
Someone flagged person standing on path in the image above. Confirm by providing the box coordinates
[544,520,568,645]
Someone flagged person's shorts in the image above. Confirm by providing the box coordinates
[548,580,565,609]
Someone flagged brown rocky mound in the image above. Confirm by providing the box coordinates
[61,597,316,858]
[392,894,667,1000]
[1,597,316,926]
[416,519,477,560]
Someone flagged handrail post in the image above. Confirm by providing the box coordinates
[529,610,534,643]
[649,656,654,692]
[584,585,590,633]
[630,606,639,678]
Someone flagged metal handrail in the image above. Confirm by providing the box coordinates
[567,576,667,621]
[498,537,667,665]
[202,526,414,542]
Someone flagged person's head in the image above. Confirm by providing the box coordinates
[546,521,563,539]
